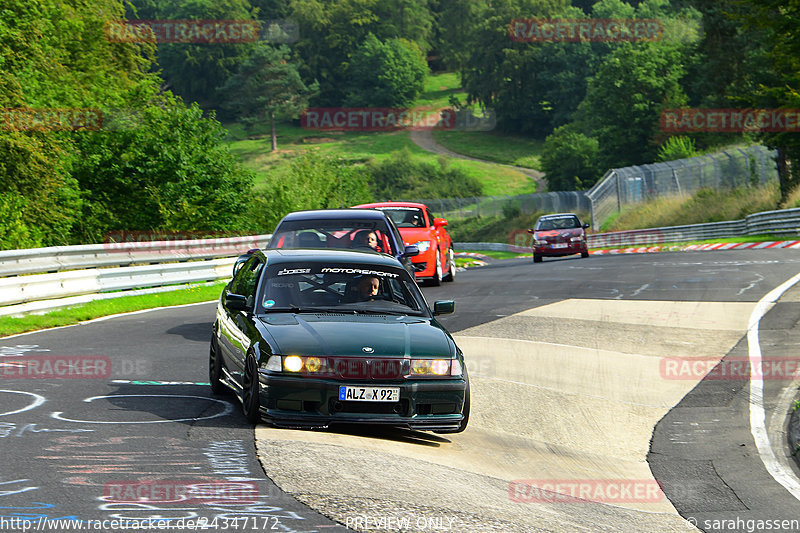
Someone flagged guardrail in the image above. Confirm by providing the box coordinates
[0,235,271,278]
[0,234,272,316]
[456,207,800,252]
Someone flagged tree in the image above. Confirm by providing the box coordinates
[541,125,602,190]
[343,34,428,108]
[656,136,697,162]
[574,42,688,169]
[727,0,800,200]
[219,43,317,150]
[71,99,254,242]
[154,0,258,110]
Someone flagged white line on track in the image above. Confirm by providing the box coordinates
[748,271,800,500]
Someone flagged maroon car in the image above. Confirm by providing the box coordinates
[528,213,590,263]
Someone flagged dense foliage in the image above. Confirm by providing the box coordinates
[5,0,800,251]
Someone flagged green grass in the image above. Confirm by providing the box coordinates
[0,283,226,338]
[432,130,544,170]
[457,250,529,259]
[223,71,542,198]
[417,72,468,109]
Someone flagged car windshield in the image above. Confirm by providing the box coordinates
[258,262,427,316]
[379,207,426,228]
[536,216,581,231]
[269,218,395,255]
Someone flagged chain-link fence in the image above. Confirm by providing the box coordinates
[585,145,778,230]
[407,191,592,220]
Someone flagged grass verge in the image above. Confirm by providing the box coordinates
[0,283,226,338]
[432,130,543,169]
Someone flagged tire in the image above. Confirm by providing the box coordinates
[533,254,542,263]
[430,249,443,286]
[443,247,456,282]
[581,251,590,258]
[209,334,225,395]
[241,355,261,424]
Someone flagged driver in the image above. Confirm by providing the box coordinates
[350,275,380,301]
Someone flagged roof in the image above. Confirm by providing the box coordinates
[279,209,389,222]
[259,248,405,269]
[353,202,428,210]
[538,212,579,219]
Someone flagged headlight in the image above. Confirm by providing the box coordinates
[534,239,547,246]
[414,240,431,252]
[570,236,583,242]
[409,359,452,377]
[283,355,303,372]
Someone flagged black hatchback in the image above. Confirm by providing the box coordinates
[267,209,419,276]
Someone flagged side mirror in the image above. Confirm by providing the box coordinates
[582,223,590,229]
[432,300,455,315]
[225,292,250,312]
[527,228,535,234]
[433,217,448,228]
[403,245,420,257]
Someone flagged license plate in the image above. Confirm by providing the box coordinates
[552,243,568,249]
[339,386,400,402]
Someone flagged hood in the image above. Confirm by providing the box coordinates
[258,313,453,358]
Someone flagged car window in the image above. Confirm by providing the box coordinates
[258,262,426,315]
[537,216,581,230]
[382,207,425,228]
[230,256,264,307]
[269,219,396,255]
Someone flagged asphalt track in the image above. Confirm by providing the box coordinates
[1,250,800,532]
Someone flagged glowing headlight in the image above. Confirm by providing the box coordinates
[410,359,451,376]
[305,356,322,372]
[283,355,303,372]
[570,236,583,242]
[414,240,431,252]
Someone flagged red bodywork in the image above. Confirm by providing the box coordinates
[352,202,455,283]
[529,213,589,262]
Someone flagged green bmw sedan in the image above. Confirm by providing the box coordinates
[210,248,469,433]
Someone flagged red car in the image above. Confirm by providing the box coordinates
[352,202,456,285]
[528,213,590,263]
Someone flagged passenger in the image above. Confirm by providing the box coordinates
[352,230,380,251]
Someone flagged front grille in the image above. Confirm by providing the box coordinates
[329,357,406,380]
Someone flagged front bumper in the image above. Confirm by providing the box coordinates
[256,372,467,431]
[534,242,587,256]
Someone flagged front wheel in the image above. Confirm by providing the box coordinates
[443,247,456,282]
[581,251,589,258]
[209,334,225,395]
[241,356,261,424]
[430,249,443,286]
[533,254,542,263]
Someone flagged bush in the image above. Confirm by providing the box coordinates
[541,126,602,191]
[344,34,428,108]
[366,149,483,200]
[657,136,697,162]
